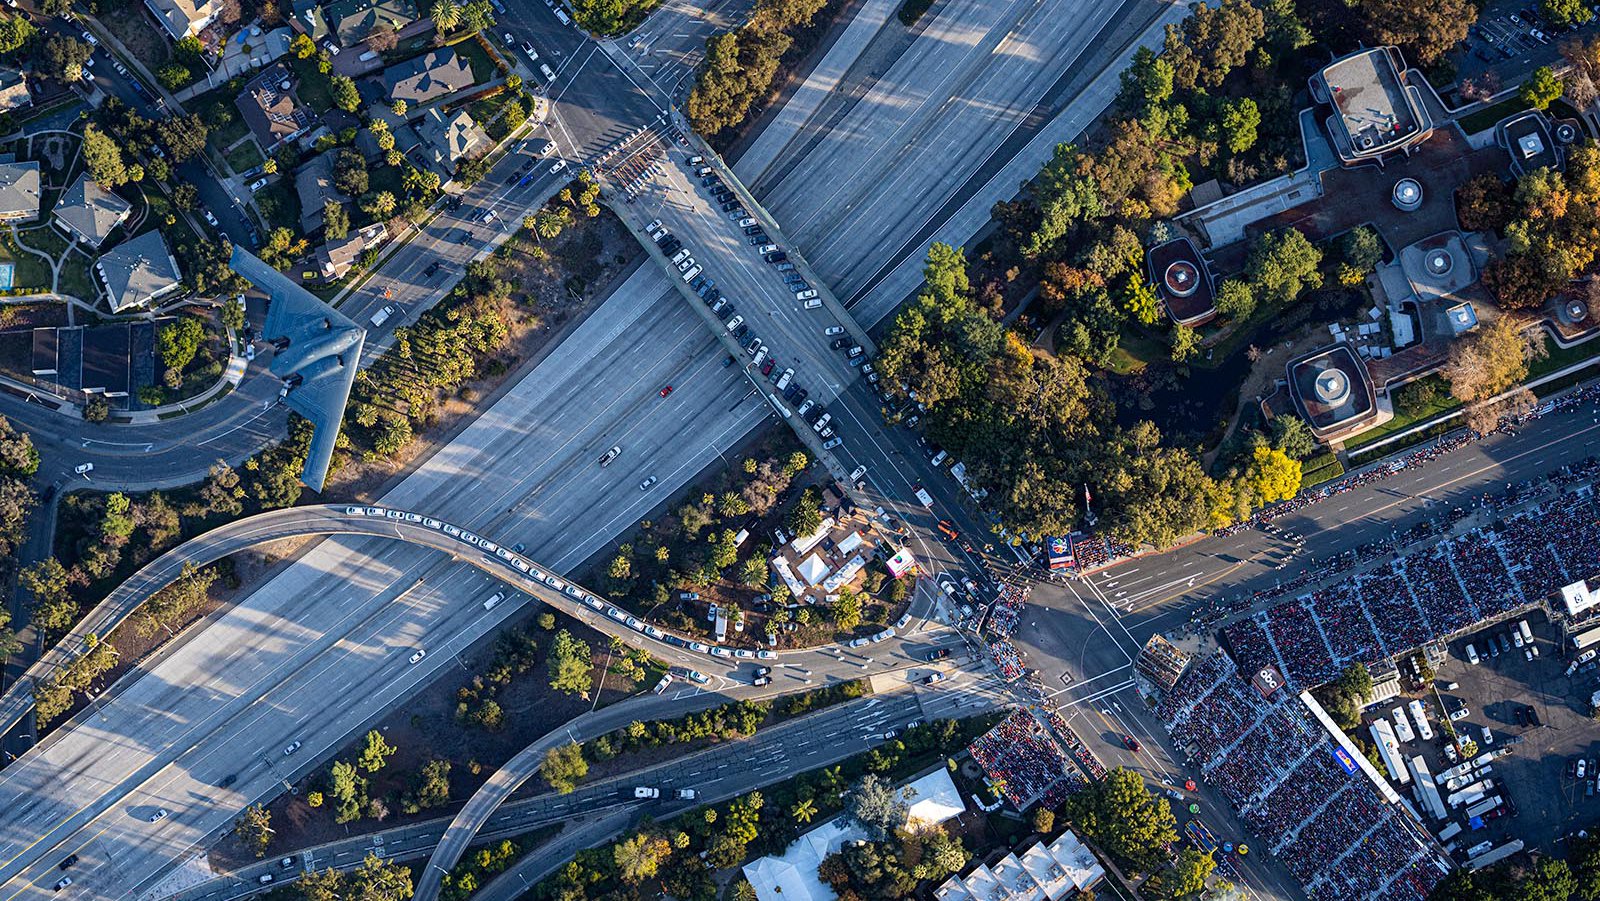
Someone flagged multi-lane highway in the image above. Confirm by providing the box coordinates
[0,0,1228,894]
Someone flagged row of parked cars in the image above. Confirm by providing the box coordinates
[694,163,822,305]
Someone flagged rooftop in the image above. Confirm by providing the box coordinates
[53,175,132,249]
[382,49,474,106]
[0,68,29,113]
[96,230,183,313]
[1311,48,1429,164]
[1286,342,1378,436]
[236,63,312,150]
[1500,111,1560,177]
[0,160,41,221]
[325,0,417,47]
[1146,237,1216,325]
[416,107,487,173]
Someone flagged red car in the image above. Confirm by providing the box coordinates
[659,385,673,397]
[1123,735,1141,752]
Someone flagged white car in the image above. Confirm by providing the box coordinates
[248,177,268,193]
[549,159,567,175]
[503,31,514,44]
[74,462,94,475]
[409,649,426,664]
[284,741,302,756]
[147,808,169,823]
[824,326,844,336]
[203,210,218,227]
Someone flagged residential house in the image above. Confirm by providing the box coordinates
[291,0,332,43]
[236,63,313,151]
[294,151,350,234]
[143,0,229,39]
[416,106,486,175]
[96,230,184,313]
[0,160,41,222]
[316,221,387,280]
[382,49,474,107]
[324,0,417,47]
[53,175,133,249]
[0,68,30,113]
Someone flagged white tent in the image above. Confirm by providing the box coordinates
[905,767,965,829]
[744,818,862,901]
[798,553,831,586]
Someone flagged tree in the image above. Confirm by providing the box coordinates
[330,75,361,112]
[235,805,273,858]
[1214,278,1255,319]
[431,0,461,30]
[1024,143,1103,256]
[333,149,369,196]
[541,741,587,793]
[0,416,38,477]
[158,317,206,372]
[328,760,369,824]
[414,758,452,808]
[1169,324,1199,363]
[1267,415,1315,459]
[40,34,91,82]
[845,774,914,840]
[1352,0,1476,65]
[1571,832,1600,900]
[1455,173,1514,233]
[1032,807,1055,834]
[1244,446,1301,505]
[1521,65,1564,110]
[548,629,594,697]
[361,190,397,218]
[1062,767,1177,875]
[1444,316,1542,405]
[1149,848,1216,900]
[82,125,130,188]
[365,23,398,52]
[324,201,349,240]
[22,558,76,638]
[1245,227,1321,306]
[1542,0,1593,29]
[1217,97,1260,155]
[157,114,209,162]
[357,729,396,773]
[786,487,822,536]
[834,592,863,632]
[792,798,818,824]
[0,13,35,55]
[1335,226,1383,286]
[291,32,316,58]
[614,832,673,884]
[84,397,110,423]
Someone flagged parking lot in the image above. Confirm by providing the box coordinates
[1377,612,1600,861]
[1454,2,1598,91]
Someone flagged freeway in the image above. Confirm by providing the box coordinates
[173,676,1002,900]
[0,0,1181,893]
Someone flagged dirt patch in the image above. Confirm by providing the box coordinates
[210,603,654,865]
[99,5,173,74]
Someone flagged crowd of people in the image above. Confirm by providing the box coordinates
[968,709,1076,810]
[990,640,1027,682]
[1158,654,1449,901]
[1222,486,1600,688]
[1042,706,1106,782]
[984,580,1031,639]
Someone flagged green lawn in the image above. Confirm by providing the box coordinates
[1456,95,1531,136]
[58,255,96,303]
[288,54,336,115]
[0,228,58,292]
[224,142,264,175]
[1104,329,1167,375]
[254,181,301,234]
[1343,378,1460,453]
[450,35,500,84]
[1529,334,1600,380]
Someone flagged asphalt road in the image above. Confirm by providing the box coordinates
[173,676,1004,900]
[0,0,1181,894]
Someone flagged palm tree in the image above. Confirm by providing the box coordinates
[792,798,817,824]
[430,0,460,31]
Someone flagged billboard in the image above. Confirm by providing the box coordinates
[1046,536,1073,570]
[885,547,917,578]
[1250,664,1285,698]
[1332,745,1359,775]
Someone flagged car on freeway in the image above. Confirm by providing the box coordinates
[409,649,427,664]
[148,808,169,822]
[640,475,658,490]
[1123,735,1141,752]
[659,385,673,397]
[599,445,621,466]
[284,741,302,756]
[634,787,661,799]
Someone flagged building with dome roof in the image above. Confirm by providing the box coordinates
[1145,236,1216,326]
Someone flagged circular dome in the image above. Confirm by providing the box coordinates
[1313,369,1351,406]
[1392,178,1423,211]
[1565,298,1590,323]
[1424,248,1454,277]
[1164,260,1200,297]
